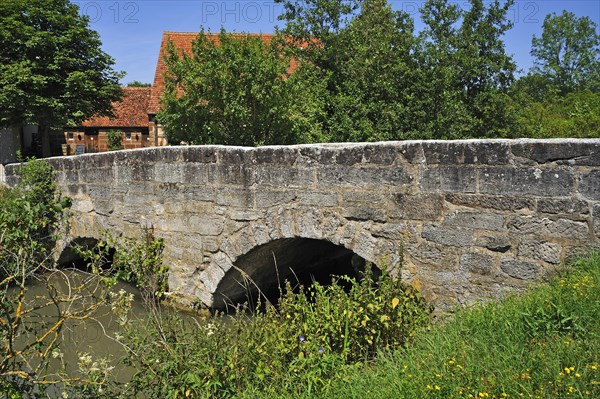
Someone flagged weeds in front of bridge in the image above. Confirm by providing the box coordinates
[101,265,433,398]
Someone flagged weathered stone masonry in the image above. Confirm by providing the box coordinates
[4,139,600,311]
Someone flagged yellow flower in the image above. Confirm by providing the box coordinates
[435,385,441,391]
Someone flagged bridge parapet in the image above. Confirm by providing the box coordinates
[5,139,600,310]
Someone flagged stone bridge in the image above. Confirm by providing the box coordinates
[4,139,600,311]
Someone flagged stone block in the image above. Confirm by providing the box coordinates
[331,146,365,165]
[422,224,472,247]
[421,166,477,193]
[254,146,298,164]
[537,198,590,215]
[215,188,254,207]
[217,147,251,164]
[296,208,323,239]
[296,191,338,207]
[460,252,494,275]
[518,240,562,264]
[353,231,378,262]
[393,193,444,221]
[255,166,314,188]
[579,170,600,200]
[444,210,504,231]
[277,208,296,237]
[183,163,208,185]
[180,186,216,202]
[411,241,458,268]
[297,146,337,165]
[422,141,510,165]
[343,206,387,222]
[79,167,115,184]
[479,167,574,197]
[445,193,535,211]
[153,163,186,183]
[500,258,540,280]
[181,146,217,163]
[167,215,224,236]
[507,216,589,240]
[250,222,271,247]
[475,235,511,252]
[511,140,600,166]
[200,266,225,293]
[208,164,254,186]
[254,190,297,207]
[362,144,399,165]
[398,142,425,164]
[228,210,261,221]
[371,222,417,241]
[317,166,413,189]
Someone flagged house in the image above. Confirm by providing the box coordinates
[55,87,151,155]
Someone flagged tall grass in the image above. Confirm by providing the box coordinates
[318,253,600,399]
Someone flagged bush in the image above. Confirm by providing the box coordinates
[0,157,70,279]
[107,130,124,151]
[101,266,433,398]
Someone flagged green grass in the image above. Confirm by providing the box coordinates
[313,253,600,399]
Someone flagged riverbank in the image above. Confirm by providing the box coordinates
[307,253,600,399]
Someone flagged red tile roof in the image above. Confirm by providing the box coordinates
[83,87,151,127]
[148,32,299,115]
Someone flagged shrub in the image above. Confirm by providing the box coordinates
[102,265,433,398]
[0,157,70,279]
[107,129,124,151]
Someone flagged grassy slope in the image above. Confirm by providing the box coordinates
[320,253,600,399]
[240,253,600,399]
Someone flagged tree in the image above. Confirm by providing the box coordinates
[0,0,123,157]
[531,11,600,95]
[158,29,328,146]
[417,0,516,138]
[327,0,421,141]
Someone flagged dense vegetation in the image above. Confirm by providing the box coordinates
[159,0,600,145]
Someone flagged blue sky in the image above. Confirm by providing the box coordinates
[73,0,600,85]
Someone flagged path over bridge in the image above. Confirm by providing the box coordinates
[4,139,600,311]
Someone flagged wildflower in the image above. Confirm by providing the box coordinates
[318,348,323,353]
[299,335,305,342]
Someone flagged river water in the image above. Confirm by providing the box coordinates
[7,269,199,394]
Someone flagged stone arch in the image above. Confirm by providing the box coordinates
[206,208,404,310]
[211,237,376,311]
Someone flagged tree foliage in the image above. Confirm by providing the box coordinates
[530,11,600,95]
[159,29,328,146]
[0,0,123,156]
[158,0,597,143]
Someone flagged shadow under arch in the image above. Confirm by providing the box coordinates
[56,237,114,271]
[212,238,381,312]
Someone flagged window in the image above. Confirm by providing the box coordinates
[125,132,132,141]
[67,132,74,141]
